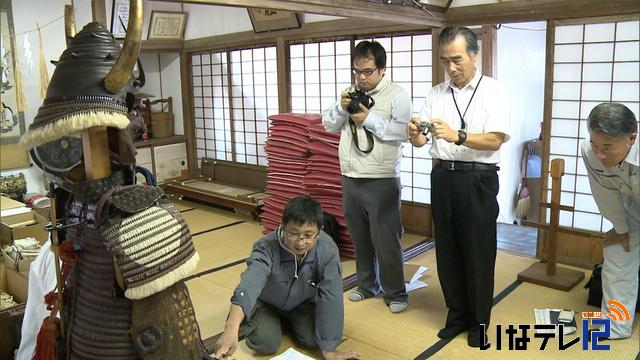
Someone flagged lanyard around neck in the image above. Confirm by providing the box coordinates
[450,75,483,129]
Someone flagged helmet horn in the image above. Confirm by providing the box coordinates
[64,5,76,47]
[104,0,143,94]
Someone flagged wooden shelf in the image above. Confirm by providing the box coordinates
[135,135,186,148]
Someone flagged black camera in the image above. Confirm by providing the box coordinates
[346,86,375,114]
[417,121,434,135]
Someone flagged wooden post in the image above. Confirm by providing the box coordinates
[48,191,65,336]
[517,158,585,291]
[82,127,111,180]
[546,158,563,275]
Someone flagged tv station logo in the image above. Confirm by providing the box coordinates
[479,300,631,351]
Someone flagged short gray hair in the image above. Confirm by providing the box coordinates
[438,26,479,55]
[587,103,638,138]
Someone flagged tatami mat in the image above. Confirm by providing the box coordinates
[228,335,409,360]
[229,332,322,359]
[182,203,639,360]
[187,277,236,339]
[191,238,639,360]
[172,200,195,212]
[434,266,640,360]
[338,249,539,359]
[181,208,241,234]
[192,222,265,274]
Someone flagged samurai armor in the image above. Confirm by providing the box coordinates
[131,282,204,359]
[66,201,138,359]
[99,185,199,299]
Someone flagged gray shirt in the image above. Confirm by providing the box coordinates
[581,139,640,233]
[231,229,344,351]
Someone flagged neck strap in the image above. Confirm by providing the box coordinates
[450,75,483,129]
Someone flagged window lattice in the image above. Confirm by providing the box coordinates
[549,20,639,231]
[192,52,232,165]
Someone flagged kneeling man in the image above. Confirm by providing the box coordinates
[214,196,360,360]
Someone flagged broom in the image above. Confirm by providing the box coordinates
[516,179,530,219]
[516,145,531,219]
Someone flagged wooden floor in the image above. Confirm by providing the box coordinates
[174,199,638,360]
[497,222,538,257]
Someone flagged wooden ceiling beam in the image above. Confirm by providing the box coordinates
[159,0,444,27]
[445,0,640,26]
[183,18,430,52]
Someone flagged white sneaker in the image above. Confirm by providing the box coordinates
[389,301,408,313]
[348,290,366,302]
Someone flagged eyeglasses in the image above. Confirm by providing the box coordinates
[352,67,378,77]
[284,230,318,243]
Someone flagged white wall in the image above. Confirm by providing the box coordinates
[139,52,184,135]
[1,0,94,194]
[104,1,343,39]
[105,2,339,138]
[495,22,546,223]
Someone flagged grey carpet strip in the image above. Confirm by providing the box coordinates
[413,280,523,359]
[190,220,245,237]
[184,258,248,282]
[184,220,247,279]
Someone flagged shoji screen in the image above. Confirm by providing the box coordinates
[230,47,279,166]
[289,40,352,114]
[192,52,232,165]
[549,19,639,231]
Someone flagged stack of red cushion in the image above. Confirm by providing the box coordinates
[261,114,354,258]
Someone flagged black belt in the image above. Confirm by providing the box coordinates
[436,160,499,171]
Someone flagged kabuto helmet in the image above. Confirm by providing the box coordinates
[20,0,143,182]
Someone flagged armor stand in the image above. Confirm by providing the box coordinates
[81,127,111,180]
[517,158,585,291]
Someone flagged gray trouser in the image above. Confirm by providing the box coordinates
[341,176,407,304]
[602,194,639,339]
[245,300,317,355]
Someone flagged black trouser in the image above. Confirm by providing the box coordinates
[431,164,499,333]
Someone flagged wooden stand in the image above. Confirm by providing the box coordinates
[517,158,585,291]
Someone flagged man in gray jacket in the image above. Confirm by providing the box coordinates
[582,102,638,339]
[214,197,360,360]
[322,40,412,313]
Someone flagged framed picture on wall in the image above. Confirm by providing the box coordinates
[147,11,187,40]
[110,0,129,39]
[248,8,300,33]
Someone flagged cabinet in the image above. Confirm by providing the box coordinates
[135,136,189,185]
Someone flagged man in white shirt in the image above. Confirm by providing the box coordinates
[323,41,412,313]
[407,26,510,347]
[581,102,639,339]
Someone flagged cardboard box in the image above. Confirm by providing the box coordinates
[0,262,27,360]
[34,206,51,221]
[0,196,24,211]
[5,267,28,303]
[0,211,48,246]
[2,246,35,274]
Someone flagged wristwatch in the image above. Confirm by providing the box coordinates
[455,129,467,145]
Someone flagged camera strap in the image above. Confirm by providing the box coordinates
[451,75,483,129]
[348,118,374,153]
